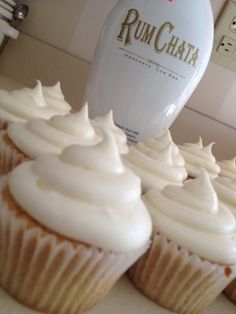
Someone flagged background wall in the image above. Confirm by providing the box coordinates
[1,0,236,159]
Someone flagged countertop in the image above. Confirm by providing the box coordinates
[0,277,235,314]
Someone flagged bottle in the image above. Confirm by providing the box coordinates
[86,0,214,144]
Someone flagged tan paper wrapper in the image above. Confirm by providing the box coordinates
[0,131,27,175]
[0,119,9,131]
[128,233,235,314]
[0,184,149,314]
[224,279,236,305]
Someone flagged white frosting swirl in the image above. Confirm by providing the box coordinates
[0,81,71,122]
[42,82,71,113]
[9,129,152,252]
[123,130,187,192]
[213,177,236,217]
[218,157,236,179]
[93,111,128,154]
[8,104,101,158]
[144,170,236,264]
[179,138,220,179]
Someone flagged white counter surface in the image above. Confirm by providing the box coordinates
[0,277,235,314]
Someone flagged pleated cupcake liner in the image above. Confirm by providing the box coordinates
[0,131,27,175]
[128,233,235,314]
[0,119,9,131]
[224,279,236,305]
[0,181,149,314]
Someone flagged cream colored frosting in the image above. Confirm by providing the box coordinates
[218,157,236,179]
[8,104,101,158]
[9,129,152,252]
[0,81,71,122]
[213,177,236,216]
[179,138,220,179]
[93,111,129,154]
[144,170,236,264]
[123,130,187,192]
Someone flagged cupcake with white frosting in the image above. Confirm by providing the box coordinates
[0,104,129,175]
[178,138,220,179]
[0,129,151,314]
[0,80,71,129]
[122,130,187,192]
[0,104,99,175]
[218,157,236,179]
[128,170,236,314]
[213,176,236,305]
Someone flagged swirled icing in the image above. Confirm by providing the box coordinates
[122,130,187,191]
[218,157,236,179]
[144,170,236,264]
[213,177,236,216]
[0,81,71,122]
[8,129,152,252]
[179,138,220,179]
[8,104,101,158]
[93,111,128,154]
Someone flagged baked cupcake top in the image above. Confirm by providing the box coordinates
[122,130,187,192]
[218,157,236,179]
[178,138,220,179]
[93,111,128,154]
[144,170,236,264]
[0,80,71,122]
[213,177,236,216]
[8,128,152,252]
[8,104,101,158]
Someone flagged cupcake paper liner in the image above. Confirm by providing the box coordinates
[128,233,235,314]
[224,279,236,305]
[0,182,149,314]
[0,131,27,175]
[0,119,9,131]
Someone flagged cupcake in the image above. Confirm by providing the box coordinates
[128,170,236,314]
[178,138,220,179]
[0,80,71,130]
[0,104,100,175]
[0,129,152,314]
[0,104,129,175]
[213,176,236,304]
[217,157,236,179]
[122,130,187,192]
[93,111,128,154]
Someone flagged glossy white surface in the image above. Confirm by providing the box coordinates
[0,277,234,314]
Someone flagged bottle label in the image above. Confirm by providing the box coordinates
[116,8,199,69]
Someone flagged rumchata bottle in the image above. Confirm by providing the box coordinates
[86,0,214,144]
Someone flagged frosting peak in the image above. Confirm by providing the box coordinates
[8,105,101,158]
[123,130,187,191]
[93,110,128,154]
[0,80,71,123]
[164,170,218,214]
[42,81,62,98]
[179,138,220,179]
[48,104,95,139]
[60,128,124,174]
[12,80,47,108]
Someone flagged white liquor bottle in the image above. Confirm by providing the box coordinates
[86,0,214,144]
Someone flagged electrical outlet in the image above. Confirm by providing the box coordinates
[230,16,236,34]
[211,0,236,72]
[217,36,236,58]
